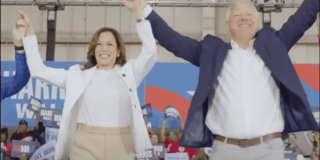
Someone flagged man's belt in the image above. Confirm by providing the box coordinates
[215,132,282,147]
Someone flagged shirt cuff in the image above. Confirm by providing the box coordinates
[16,50,25,54]
[143,5,153,18]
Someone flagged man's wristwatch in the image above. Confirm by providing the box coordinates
[136,17,146,23]
[14,45,24,51]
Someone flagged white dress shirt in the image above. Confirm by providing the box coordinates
[142,6,284,139]
[77,68,132,127]
[205,40,284,139]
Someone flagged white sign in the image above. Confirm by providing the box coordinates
[135,148,154,160]
[164,153,189,160]
[31,141,56,160]
[164,106,180,121]
[45,127,59,143]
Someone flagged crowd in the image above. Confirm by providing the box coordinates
[143,113,319,160]
[0,111,319,160]
[0,1,319,159]
[1,111,48,160]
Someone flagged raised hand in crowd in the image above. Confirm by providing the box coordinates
[160,116,166,143]
[144,116,148,124]
[179,115,184,130]
[35,111,40,129]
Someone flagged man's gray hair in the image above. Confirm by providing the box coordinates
[226,1,259,23]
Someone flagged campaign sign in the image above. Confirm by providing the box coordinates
[45,127,59,143]
[311,107,319,126]
[31,141,56,160]
[26,96,42,112]
[164,106,180,120]
[39,108,59,122]
[153,143,165,159]
[284,153,305,160]
[284,148,296,154]
[141,104,153,118]
[51,111,62,129]
[164,153,189,160]
[11,140,40,158]
[135,148,154,160]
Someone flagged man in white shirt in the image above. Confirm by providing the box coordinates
[124,0,319,160]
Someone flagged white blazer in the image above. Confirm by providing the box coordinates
[22,20,157,160]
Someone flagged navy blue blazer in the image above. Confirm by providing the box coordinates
[1,51,30,102]
[146,0,319,148]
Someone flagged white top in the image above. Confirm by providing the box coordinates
[23,20,157,158]
[77,68,132,127]
[205,40,284,139]
[142,6,284,139]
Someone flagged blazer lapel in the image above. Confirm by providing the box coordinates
[63,65,97,116]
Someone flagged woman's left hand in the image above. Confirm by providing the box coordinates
[12,11,27,47]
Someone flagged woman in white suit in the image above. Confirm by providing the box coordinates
[18,2,157,159]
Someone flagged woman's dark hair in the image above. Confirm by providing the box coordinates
[82,27,127,70]
[166,130,177,138]
[1,129,8,144]
[285,134,297,148]
[150,133,160,143]
[1,127,8,133]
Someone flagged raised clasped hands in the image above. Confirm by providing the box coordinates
[123,0,148,18]
[12,10,35,48]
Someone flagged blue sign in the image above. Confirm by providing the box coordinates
[11,140,40,158]
[38,108,60,122]
[26,96,42,112]
[1,62,319,129]
[153,143,165,158]
[141,103,153,118]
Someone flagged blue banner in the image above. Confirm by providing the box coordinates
[1,62,319,128]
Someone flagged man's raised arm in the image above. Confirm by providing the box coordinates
[276,0,319,51]
[124,0,202,66]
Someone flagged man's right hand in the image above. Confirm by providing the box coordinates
[19,10,35,37]
[162,117,166,124]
